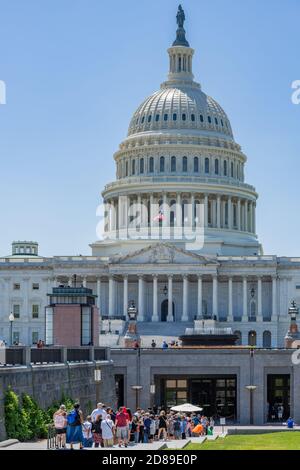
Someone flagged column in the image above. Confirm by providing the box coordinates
[228,197,232,229]
[150,193,154,234]
[249,202,253,233]
[108,276,114,317]
[162,192,168,228]
[152,275,159,322]
[197,276,203,319]
[216,195,221,229]
[123,276,128,317]
[212,275,218,319]
[237,199,241,231]
[104,200,109,233]
[242,277,248,321]
[137,194,142,230]
[176,193,182,228]
[228,277,233,321]
[96,278,101,310]
[182,276,188,321]
[110,199,116,232]
[138,276,144,321]
[253,203,256,234]
[118,195,123,231]
[204,194,208,227]
[190,193,195,229]
[244,201,248,232]
[82,276,87,288]
[167,276,173,322]
[257,277,263,321]
[272,276,277,320]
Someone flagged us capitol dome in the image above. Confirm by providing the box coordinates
[91,5,261,257]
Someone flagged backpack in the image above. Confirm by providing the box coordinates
[67,410,78,425]
[174,420,181,431]
[54,414,66,429]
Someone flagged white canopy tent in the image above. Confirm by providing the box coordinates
[170,403,203,413]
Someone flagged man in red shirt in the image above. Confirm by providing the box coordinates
[115,406,129,448]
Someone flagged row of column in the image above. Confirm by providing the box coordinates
[105,193,256,234]
[111,274,277,322]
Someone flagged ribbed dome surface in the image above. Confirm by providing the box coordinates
[128,84,233,139]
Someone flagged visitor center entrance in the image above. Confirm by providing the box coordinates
[157,375,237,421]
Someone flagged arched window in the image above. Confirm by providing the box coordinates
[208,116,212,124]
[141,116,145,123]
[215,117,218,125]
[200,114,204,122]
[205,157,210,174]
[191,114,195,122]
[171,156,176,172]
[170,199,176,227]
[233,204,237,227]
[155,114,160,122]
[132,159,135,175]
[164,114,168,121]
[125,161,128,177]
[231,162,234,177]
[160,156,165,172]
[263,331,272,348]
[234,331,242,346]
[224,160,227,176]
[182,156,188,172]
[173,113,177,121]
[149,157,154,173]
[182,113,186,121]
[139,158,144,174]
[194,157,199,173]
[248,331,257,347]
[147,115,152,123]
[215,159,219,175]
[221,119,224,127]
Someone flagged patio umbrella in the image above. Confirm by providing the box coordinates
[170,403,203,412]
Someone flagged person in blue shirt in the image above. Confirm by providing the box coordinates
[162,341,168,349]
[287,417,294,429]
[143,413,152,443]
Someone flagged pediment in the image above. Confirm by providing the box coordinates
[110,243,218,266]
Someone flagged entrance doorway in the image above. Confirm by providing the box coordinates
[267,374,290,421]
[161,299,175,322]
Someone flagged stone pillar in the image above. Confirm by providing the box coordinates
[96,278,101,312]
[228,277,233,321]
[152,275,159,322]
[197,276,203,319]
[244,201,248,232]
[257,277,263,321]
[242,277,248,321]
[138,276,144,321]
[150,193,154,235]
[272,276,277,320]
[118,195,123,230]
[167,276,173,322]
[182,276,188,321]
[108,276,114,317]
[253,203,256,234]
[249,202,253,233]
[237,199,241,231]
[176,193,182,229]
[216,195,221,229]
[123,276,128,317]
[212,275,218,319]
[204,194,208,227]
[228,197,232,229]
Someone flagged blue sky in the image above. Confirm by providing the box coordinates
[0,0,299,257]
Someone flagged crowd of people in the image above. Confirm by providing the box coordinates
[53,402,215,449]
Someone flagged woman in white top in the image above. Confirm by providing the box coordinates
[101,415,115,447]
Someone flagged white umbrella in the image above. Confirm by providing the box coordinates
[170,403,203,413]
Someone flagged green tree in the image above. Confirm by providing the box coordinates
[22,394,47,439]
[4,388,31,441]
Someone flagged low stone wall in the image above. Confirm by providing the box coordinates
[0,360,116,441]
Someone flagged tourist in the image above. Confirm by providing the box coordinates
[101,414,115,447]
[209,417,215,434]
[162,341,168,350]
[91,402,107,423]
[82,416,93,448]
[287,417,295,429]
[53,404,67,449]
[158,410,167,440]
[131,415,139,443]
[66,403,84,450]
[115,406,129,448]
[173,416,181,440]
[167,414,175,440]
[149,415,156,443]
[278,404,284,421]
[186,417,192,437]
[138,416,144,443]
[180,415,187,439]
[143,412,151,443]
[92,414,103,448]
[151,339,156,348]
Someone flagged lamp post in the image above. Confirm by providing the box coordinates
[9,313,15,346]
[131,385,143,410]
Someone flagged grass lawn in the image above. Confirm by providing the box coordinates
[186,432,300,450]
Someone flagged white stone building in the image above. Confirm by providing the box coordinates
[0,10,299,348]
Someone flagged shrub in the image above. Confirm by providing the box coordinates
[4,388,31,441]
[22,394,47,439]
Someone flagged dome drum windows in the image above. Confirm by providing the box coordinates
[215,159,219,175]
[164,114,168,121]
[139,158,144,174]
[207,116,212,124]
[131,159,136,175]
[171,156,176,172]
[147,115,152,123]
[191,114,195,122]
[173,113,177,121]
[182,156,188,172]
[194,157,199,173]
[182,113,186,121]
[200,114,204,123]
[223,160,227,176]
[155,114,160,122]
[160,156,165,172]
[205,157,210,174]
[149,157,154,173]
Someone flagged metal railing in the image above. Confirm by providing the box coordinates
[4,347,23,365]
[47,425,65,450]
[31,348,62,364]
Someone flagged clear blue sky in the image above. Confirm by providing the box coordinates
[0,0,299,257]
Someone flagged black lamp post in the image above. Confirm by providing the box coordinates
[127,300,137,321]
[9,313,14,346]
[288,300,299,321]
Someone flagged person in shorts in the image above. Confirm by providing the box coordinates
[53,404,67,449]
[115,406,129,448]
